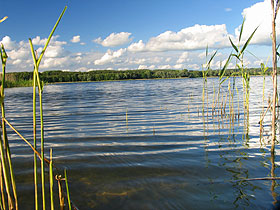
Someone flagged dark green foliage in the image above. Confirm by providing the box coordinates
[2,67,278,88]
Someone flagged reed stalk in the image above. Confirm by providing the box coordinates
[0,44,14,210]
[29,40,46,210]
[64,169,71,210]
[50,149,54,210]
[29,6,67,209]
[0,161,5,210]
[3,118,44,162]
[0,45,18,209]
[56,175,65,210]
[0,7,77,209]
[270,0,279,144]
[0,33,18,210]
[235,85,240,122]
[33,66,38,210]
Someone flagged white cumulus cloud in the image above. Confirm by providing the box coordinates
[71,35,81,43]
[128,24,230,52]
[94,32,133,47]
[177,52,189,63]
[94,48,127,65]
[1,36,16,50]
[235,0,280,45]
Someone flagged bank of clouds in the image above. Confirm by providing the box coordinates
[0,0,278,72]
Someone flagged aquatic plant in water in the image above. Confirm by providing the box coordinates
[0,6,77,210]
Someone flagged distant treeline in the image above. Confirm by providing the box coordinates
[2,68,278,88]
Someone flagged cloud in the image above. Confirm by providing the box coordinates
[187,64,200,70]
[71,35,80,43]
[128,24,230,52]
[43,45,66,58]
[158,64,172,69]
[94,48,127,65]
[94,32,133,47]
[177,52,189,63]
[1,36,16,50]
[225,8,232,12]
[127,40,146,52]
[41,57,68,69]
[174,64,184,69]
[32,36,47,45]
[32,35,66,46]
[8,47,30,60]
[235,0,280,45]
[1,0,277,72]
[138,65,148,69]
[125,0,280,54]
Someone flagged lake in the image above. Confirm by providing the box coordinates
[4,76,280,209]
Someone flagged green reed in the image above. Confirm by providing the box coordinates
[49,149,54,210]
[32,59,38,209]
[64,169,71,210]
[259,61,269,137]
[229,19,258,117]
[271,0,280,144]
[0,6,77,210]
[29,6,67,210]
[201,46,217,116]
[0,43,15,210]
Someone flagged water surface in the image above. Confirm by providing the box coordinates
[5,77,280,209]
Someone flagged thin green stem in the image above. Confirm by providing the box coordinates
[39,90,45,210]
[0,44,14,210]
[37,6,67,67]
[50,149,54,210]
[33,69,38,210]
[271,0,278,143]
[0,161,6,210]
[29,39,46,210]
[64,169,71,210]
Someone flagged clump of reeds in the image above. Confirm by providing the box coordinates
[200,17,258,139]
[202,46,217,116]
[0,6,77,210]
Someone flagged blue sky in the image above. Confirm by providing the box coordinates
[0,0,277,72]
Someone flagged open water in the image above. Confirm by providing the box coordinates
[4,76,280,209]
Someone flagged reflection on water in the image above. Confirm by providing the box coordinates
[4,77,280,209]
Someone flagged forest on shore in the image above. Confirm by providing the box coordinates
[2,67,277,88]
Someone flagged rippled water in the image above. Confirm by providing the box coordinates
[4,76,280,209]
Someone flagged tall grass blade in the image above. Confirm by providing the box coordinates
[0,44,15,210]
[33,68,38,210]
[206,50,217,69]
[37,6,67,66]
[271,0,278,143]
[28,7,67,209]
[0,17,7,23]
[229,37,238,53]
[50,149,54,210]
[64,169,71,210]
[219,54,232,81]
[239,18,245,42]
[56,175,65,210]
[0,162,6,210]
[276,44,280,58]
[29,40,46,210]
[239,26,258,57]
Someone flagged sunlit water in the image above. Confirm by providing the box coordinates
[4,76,280,209]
